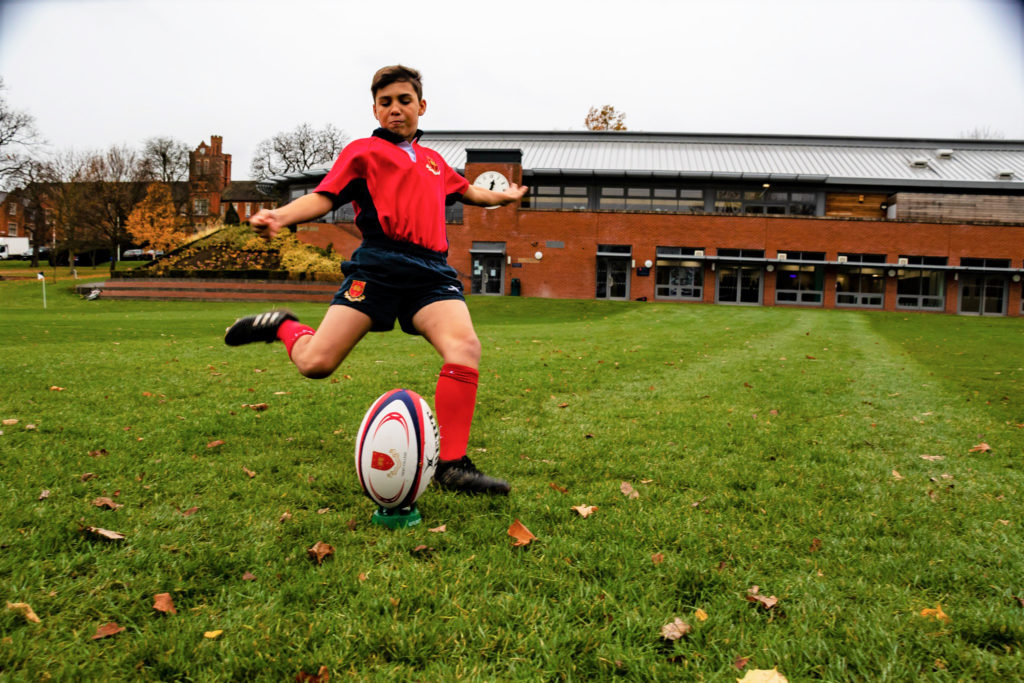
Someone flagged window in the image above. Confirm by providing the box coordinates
[896,256,946,310]
[717,248,765,259]
[599,187,625,211]
[193,198,209,216]
[715,189,820,216]
[655,247,704,300]
[836,264,885,307]
[524,185,589,210]
[7,221,17,236]
[245,203,251,217]
[8,203,17,216]
[776,264,824,305]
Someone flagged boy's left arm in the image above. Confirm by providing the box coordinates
[461,183,529,208]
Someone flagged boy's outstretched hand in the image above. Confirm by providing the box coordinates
[249,209,284,240]
[462,182,529,208]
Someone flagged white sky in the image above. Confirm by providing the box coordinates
[1,0,1022,180]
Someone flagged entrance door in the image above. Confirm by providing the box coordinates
[471,254,504,295]
[717,265,762,304]
[596,257,630,299]
[959,274,1006,315]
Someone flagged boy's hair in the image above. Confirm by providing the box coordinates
[371,65,423,100]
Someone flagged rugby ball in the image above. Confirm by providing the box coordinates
[355,389,439,509]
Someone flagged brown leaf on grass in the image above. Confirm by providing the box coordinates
[6,602,41,623]
[660,617,691,640]
[242,467,256,478]
[746,586,778,610]
[428,524,447,533]
[2,418,19,425]
[316,508,331,515]
[695,608,709,622]
[38,490,50,500]
[571,505,598,518]
[295,666,330,683]
[244,403,269,412]
[279,511,292,523]
[88,448,108,458]
[892,470,905,481]
[920,454,945,461]
[411,545,433,555]
[734,656,751,670]
[508,519,536,547]
[969,443,992,453]
[91,622,125,640]
[181,506,199,517]
[738,669,788,683]
[152,593,177,615]
[919,604,951,622]
[743,382,753,388]
[49,386,65,391]
[206,439,225,449]
[346,518,358,531]
[84,526,125,541]
[557,402,569,408]
[203,630,223,639]
[809,538,822,553]
[307,541,334,565]
[242,571,257,581]
[80,472,97,482]
[92,497,123,510]
[358,572,368,582]
[651,553,665,565]
[620,481,639,499]
[549,482,568,494]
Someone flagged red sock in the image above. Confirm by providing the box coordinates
[435,363,479,462]
[277,320,315,358]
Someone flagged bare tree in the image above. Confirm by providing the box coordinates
[38,149,95,269]
[142,136,190,182]
[961,125,1005,140]
[250,123,348,179]
[584,105,627,131]
[0,78,44,190]
[90,145,151,273]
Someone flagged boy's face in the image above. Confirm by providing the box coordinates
[372,81,426,142]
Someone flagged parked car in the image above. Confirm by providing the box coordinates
[122,249,145,259]
[20,246,50,261]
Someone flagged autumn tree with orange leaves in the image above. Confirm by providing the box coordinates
[584,105,627,131]
[125,183,190,253]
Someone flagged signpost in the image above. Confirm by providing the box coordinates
[37,272,46,309]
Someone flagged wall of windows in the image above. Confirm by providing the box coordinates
[896,256,946,310]
[836,253,886,307]
[774,252,826,305]
[655,247,704,300]
[714,190,817,215]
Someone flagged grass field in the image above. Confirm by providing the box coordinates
[2,278,1023,681]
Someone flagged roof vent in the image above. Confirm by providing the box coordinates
[909,158,930,169]
[995,169,1015,180]
[936,149,954,159]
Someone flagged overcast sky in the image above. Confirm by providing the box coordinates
[2,0,1022,180]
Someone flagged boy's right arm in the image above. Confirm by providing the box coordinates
[249,192,334,240]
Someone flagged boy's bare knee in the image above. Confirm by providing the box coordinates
[294,351,340,379]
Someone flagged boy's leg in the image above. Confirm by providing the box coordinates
[412,299,509,495]
[226,305,372,379]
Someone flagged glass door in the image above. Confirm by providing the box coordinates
[596,257,630,300]
[959,274,1006,315]
[471,254,504,295]
[717,265,762,304]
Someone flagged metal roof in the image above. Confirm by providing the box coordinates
[262,131,1024,191]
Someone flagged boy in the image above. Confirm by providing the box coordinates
[225,65,526,495]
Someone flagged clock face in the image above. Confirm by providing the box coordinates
[473,170,510,193]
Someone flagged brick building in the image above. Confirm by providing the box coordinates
[0,191,28,238]
[230,131,1024,316]
[188,135,274,224]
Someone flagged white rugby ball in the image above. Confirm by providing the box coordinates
[355,389,439,509]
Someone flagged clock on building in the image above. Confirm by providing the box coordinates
[472,170,510,209]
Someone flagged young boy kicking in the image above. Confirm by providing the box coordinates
[225,65,526,495]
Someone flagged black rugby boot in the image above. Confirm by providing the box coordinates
[434,455,510,495]
[224,309,298,346]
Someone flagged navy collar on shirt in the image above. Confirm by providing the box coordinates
[372,127,424,145]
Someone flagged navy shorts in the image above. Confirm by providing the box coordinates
[331,242,465,335]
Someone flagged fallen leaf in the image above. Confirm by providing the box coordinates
[411,545,433,555]
[651,553,665,565]
[358,572,368,582]
[181,506,199,517]
[892,470,905,480]
[743,382,753,388]
[84,526,125,541]
[242,571,256,581]
[660,617,691,640]
[49,386,65,391]
[206,439,225,449]
[203,630,223,639]
[809,538,822,553]
[920,454,945,461]
[738,669,788,683]
[549,482,568,494]
[152,593,177,615]
[734,656,751,670]
[746,586,778,610]
[508,519,536,547]
[242,403,269,411]
[695,608,708,622]
[88,449,108,458]
[242,467,256,478]
[91,622,125,640]
[2,419,18,426]
[279,511,292,523]
[571,505,598,518]
[345,518,357,531]
[80,472,97,482]
[641,478,654,484]
[389,597,399,608]
[317,507,331,515]
[307,541,334,565]
[969,443,992,453]
[557,402,569,409]
[295,666,330,683]
[998,519,1011,525]
[6,602,41,623]
[92,497,122,510]
[428,524,447,533]
[24,424,35,430]
[620,481,639,499]
[920,604,951,622]
[38,490,50,500]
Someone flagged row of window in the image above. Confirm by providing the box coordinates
[521,185,820,216]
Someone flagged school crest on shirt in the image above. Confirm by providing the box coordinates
[344,280,367,302]
[425,157,440,176]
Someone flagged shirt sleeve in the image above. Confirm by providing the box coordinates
[437,153,469,196]
[314,142,366,209]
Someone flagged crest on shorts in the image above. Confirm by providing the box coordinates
[425,157,440,176]
[344,280,367,302]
